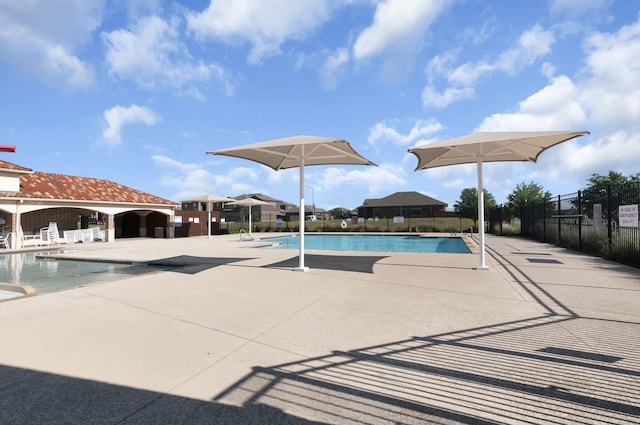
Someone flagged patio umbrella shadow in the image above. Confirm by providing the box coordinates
[147,255,255,275]
[264,253,388,274]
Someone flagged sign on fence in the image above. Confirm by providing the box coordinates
[593,204,602,231]
[619,204,638,228]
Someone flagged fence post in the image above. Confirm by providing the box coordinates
[607,185,612,247]
[578,190,582,252]
[519,203,523,236]
[557,194,561,244]
[543,198,547,242]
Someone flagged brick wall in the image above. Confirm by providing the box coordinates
[21,208,87,234]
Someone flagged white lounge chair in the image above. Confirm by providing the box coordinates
[1,233,10,249]
[19,226,43,247]
[63,230,78,244]
[38,227,51,246]
[82,228,94,243]
[46,222,65,244]
[91,226,104,241]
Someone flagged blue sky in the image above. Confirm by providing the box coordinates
[1,0,639,211]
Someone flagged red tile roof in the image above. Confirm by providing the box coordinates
[0,167,177,206]
[0,159,32,172]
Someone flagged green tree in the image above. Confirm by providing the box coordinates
[586,171,632,189]
[506,181,552,218]
[454,187,497,227]
[581,171,640,218]
[329,207,351,219]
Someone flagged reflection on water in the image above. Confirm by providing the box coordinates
[0,250,168,294]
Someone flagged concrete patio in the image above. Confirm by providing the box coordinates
[0,233,639,424]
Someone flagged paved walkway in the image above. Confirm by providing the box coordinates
[0,234,639,424]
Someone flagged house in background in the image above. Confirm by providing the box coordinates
[357,191,449,219]
[223,193,287,224]
[0,160,178,249]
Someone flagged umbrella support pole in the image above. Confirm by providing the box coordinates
[294,157,309,272]
[474,157,489,270]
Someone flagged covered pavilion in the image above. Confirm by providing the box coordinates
[0,160,178,249]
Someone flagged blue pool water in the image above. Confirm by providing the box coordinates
[0,250,169,294]
[261,234,471,253]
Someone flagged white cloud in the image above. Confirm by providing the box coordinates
[153,154,266,200]
[578,18,640,130]
[319,48,350,90]
[368,119,444,149]
[102,104,160,147]
[103,15,231,97]
[421,25,555,110]
[549,0,610,19]
[0,0,102,89]
[319,164,406,195]
[465,17,640,198]
[450,25,555,86]
[187,0,334,65]
[422,86,475,109]
[352,0,450,61]
[477,75,587,131]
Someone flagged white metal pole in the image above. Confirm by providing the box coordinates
[207,202,211,239]
[295,147,309,271]
[475,156,489,270]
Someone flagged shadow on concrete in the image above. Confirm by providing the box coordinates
[210,243,640,424]
[3,242,639,424]
[147,256,255,274]
[264,254,388,274]
[212,314,640,424]
[0,365,325,425]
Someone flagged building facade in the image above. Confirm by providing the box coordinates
[357,191,449,219]
[0,160,178,249]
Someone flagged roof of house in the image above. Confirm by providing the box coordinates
[233,193,282,203]
[0,161,176,205]
[0,159,32,173]
[362,191,448,208]
[233,193,298,209]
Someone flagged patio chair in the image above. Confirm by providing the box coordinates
[1,233,10,249]
[91,226,104,241]
[63,230,77,244]
[39,227,51,246]
[81,228,94,243]
[46,222,65,245]
[19,226,43,247]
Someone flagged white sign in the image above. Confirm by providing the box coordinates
[619,204,638,228]
[593,203,602,231]
[393,216,404,224]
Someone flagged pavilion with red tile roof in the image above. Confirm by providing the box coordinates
[0,160,178,249]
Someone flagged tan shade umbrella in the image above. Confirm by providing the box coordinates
[208,135,377,170]
[226,197,274,238]
[185,194,235,238]
[208,135,377,271]
[408,131,590,269]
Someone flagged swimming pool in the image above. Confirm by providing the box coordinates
[0,250,169,295]
[260,234,471,253]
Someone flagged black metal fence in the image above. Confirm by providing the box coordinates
[489,183,640,268]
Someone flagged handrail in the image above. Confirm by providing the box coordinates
[239,229,254,241]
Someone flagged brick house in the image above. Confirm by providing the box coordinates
[357,191,448,219]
